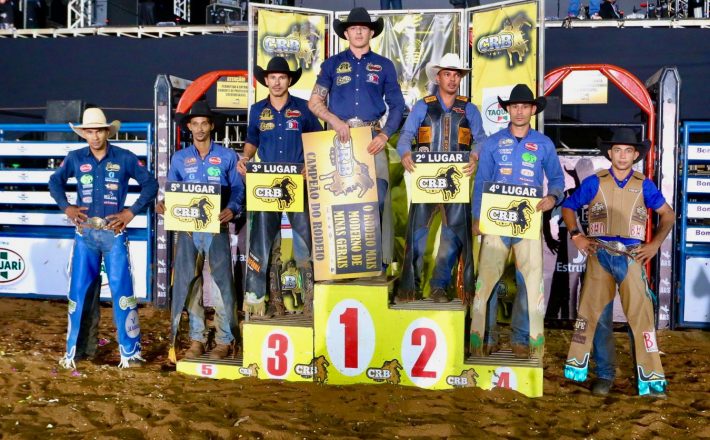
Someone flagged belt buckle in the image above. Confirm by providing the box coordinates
[87,217,108,229]
[346,117,364,128]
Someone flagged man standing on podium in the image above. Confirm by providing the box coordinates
[309,6,406,272]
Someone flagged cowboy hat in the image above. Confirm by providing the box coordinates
[497,84,547,114]
[597,127,651,163]
[425,53,471,83]
[70,107,120,139]
[334,7,384,40]
[254,56,302,88]
[175,100,222,127]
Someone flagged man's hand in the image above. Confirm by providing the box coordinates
[463,151,479,177]
[536,195,556,212]
[155,200,165,215]
[65,205,89,225]
[367,132,388,155]
[633,242,661,265]
[333,119,350,143]
[472,219,481,236]
[400,151,415,173]
[218,208,235,223]
[571,234,597,256]
[237,156,250,176]
[106,208,135,232]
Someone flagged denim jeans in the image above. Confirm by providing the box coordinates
[171,231,236,346]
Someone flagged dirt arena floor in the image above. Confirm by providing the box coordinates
[0,298,707,439]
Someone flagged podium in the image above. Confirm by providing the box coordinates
[176,279,543,397]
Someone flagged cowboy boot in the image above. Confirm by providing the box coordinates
[266,261,285,317]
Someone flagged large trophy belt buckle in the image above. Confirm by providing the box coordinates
[346,117,365,128]
[87,217,108,230]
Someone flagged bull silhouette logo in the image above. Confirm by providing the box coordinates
[366,359,403,385]
[487,199,534,235]
[446,368,479,388]
[320,137,374,198]
[253,176,297,210]
[172,197,214,230]
[416,166,462,201]
[476,13,532,67]
[294,355,330,383]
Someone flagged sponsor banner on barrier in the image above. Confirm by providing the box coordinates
[246,162,304,212]
[479,182,542,239]
[411,152,470,204]
[470,1,538,135]
[242,322,315,382]
[303,128,381,280]
[164,181,221,233]
[256,9,326,102]
[216,74,249,109]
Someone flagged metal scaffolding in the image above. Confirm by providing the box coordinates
[67,0,93,29]
[174,0,190,22]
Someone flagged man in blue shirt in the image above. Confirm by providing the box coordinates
[562,128,673,397]
[470,84,565,359]
[238,57,322,317]
[49,107,158,369]
[309,6,406,269]
[396,53,485,303]
[156,100,244,360]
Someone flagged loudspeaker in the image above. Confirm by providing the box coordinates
[45,100,84,141]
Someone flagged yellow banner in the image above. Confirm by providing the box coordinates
[246,163,304,212]
[470,1,538,135]
[164,182,221,233]
[216,74,249,109]
[410,152,470,204]
[242,321,315,382]
[256,9,326,102]
[303,127,381,280]
[479,182,542,239]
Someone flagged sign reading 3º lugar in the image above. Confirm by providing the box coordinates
[164,181,222,233]
[246,162,304,213]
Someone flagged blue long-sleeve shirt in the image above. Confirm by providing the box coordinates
[473,126,565,220]
[316,49,406,138]
[246,94,322,163]
[396,93,487,157]
[167,142,244,215]
[562,169,666,245]
[49,144,158,218]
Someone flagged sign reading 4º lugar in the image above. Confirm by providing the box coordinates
[479,182,542,239]
[246,162,304,213]
[411,152,470,204]
[164,182,222,233]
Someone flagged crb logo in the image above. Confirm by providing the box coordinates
[253,176,297,210]
[295,355,330,383]
[239,363,260,377]
[172,196,214,230]
[487,199,534,235]
[476,14,532,67]
[262,36,300,54]
[365,359,402,385]
[0,248,26,284]
[446,368,479,388]
[416,166,462,201]
[261,25,321,69]
[321,137,374,198]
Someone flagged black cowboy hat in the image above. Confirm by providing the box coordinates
[597,127,651,163]
[497,84,547,115]
[175,100,226,131]
[334,7,384,40]
[254,56,302,88]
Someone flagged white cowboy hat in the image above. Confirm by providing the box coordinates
[69,107,121,139]
[425,53,471,83]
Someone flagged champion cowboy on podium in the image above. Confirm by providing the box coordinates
[49,107,158,369]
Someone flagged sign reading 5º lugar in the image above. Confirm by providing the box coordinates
[246,162,304,213]
[164,181,221,233]
[479,182,542,239]
[411,152,470,204]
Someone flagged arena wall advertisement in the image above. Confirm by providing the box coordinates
[470,0,539,135]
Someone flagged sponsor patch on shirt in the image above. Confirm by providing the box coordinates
[80,174,93,185]
[520,169,534,177]
[207,166,221,177]
[185,157,197,166]
[80,164,92,172]
[524,142,538,151]
[452,107,465,114]
[366,73,379,84]
[82,196,92,203]
[366,63,382,72]
[285,109,301,118]
[105,183,119,190]
[260,108,274,120]
[209,157,222,165]
[286,119,300,130]
[498,148,512,155]
[336,62,352,74]
[106,162,120,172]
[500,138,514,147]
[336,75,352,86]
[184,166,198,174]
[499,167,513,175]
[260,122,275,131]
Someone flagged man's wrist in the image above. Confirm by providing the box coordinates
[569,229,583,238]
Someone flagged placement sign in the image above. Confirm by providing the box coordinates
[303,127,382,280]
[246,162,304,212]
[164,182,221,233]
[411,152,470,204]
[479,182,542,239]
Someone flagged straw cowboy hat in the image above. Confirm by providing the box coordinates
[70,107,120,139]
[425,53,471,83]
[254,56,302,88]
[597,127,651,163]
[334,7,384,40]
[497,84,547,114]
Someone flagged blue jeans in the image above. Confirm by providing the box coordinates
[568,0,600,16]
[380,0,402,9]
[171,231,236,346]
[592,301,615,380]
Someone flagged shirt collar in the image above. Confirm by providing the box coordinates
[347,48,372,61]
[81,143,113,160]
[609,167,634,188]
[189,142,215,157]
[506,124,532,140]
[266,94,294,112]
